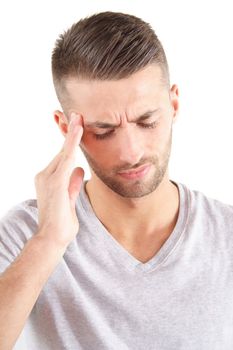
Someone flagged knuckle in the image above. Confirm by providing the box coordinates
[54,167,70,182]
[34,172,40,182]
[63,152,75,162]
[34,171,44,184]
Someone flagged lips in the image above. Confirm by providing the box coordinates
[118,164,150,175]
[117,164,151,180]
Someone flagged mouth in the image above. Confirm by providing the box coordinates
[117,164,151,180]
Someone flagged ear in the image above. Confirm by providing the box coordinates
[170,84,179,123]
[53,110,69,137]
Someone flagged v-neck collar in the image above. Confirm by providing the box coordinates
[77,179,190,273]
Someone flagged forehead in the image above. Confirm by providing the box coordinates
[65,65,167,119]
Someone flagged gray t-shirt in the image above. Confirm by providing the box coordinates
[1,179,233,350]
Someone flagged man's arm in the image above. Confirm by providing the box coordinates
[0,234,67,349]
[0,113,84,349]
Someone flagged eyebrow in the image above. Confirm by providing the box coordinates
[85,109,159,129]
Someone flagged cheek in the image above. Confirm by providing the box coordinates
[81,131,101,153]
[145,124,171,154]
[80,132,113,165]
[80,132,95,151]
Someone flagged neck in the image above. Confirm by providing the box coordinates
[84,174,180,245]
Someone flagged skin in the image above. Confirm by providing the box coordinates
[54,64,180,262]
[0,64,179,348]
[0,114,85,349]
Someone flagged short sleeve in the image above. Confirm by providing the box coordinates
[0,199,38,274]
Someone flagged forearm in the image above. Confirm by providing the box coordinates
[0,233,66,350]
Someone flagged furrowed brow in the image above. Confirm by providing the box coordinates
[85,109,159,129]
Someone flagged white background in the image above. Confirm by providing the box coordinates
[0,0,233,217]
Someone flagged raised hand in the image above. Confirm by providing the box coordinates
[34,113,84,247]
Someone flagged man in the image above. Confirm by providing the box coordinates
[0,11,233,350]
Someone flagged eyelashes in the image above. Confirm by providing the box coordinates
[93,121,158,140]
[93,130,115,140]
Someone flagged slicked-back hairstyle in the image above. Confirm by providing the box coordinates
[51,11,170,112]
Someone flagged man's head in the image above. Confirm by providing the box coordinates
[52,11,170,117]
[51,11,179,198]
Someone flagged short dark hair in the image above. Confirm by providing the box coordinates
[51,11,170,112]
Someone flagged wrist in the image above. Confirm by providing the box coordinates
[33,230,69,255]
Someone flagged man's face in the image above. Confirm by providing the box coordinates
[64,65,179,198]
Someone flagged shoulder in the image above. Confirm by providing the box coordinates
[0,199,38,234]
[189,186,233,220]
[0,199,39,266]
[180,183,233,242]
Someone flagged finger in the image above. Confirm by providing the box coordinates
[61,113,83,154]
[56,116,84,176]
[62,122,83,160]
[41,152,63,176]
[68,167,85,207]
[44,113,83,176]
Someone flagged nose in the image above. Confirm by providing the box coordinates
[117,127,144,166]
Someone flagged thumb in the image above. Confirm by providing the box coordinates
[68,167,85,207]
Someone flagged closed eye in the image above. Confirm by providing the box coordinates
[138,121,158,129]
[93,121,158,140]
